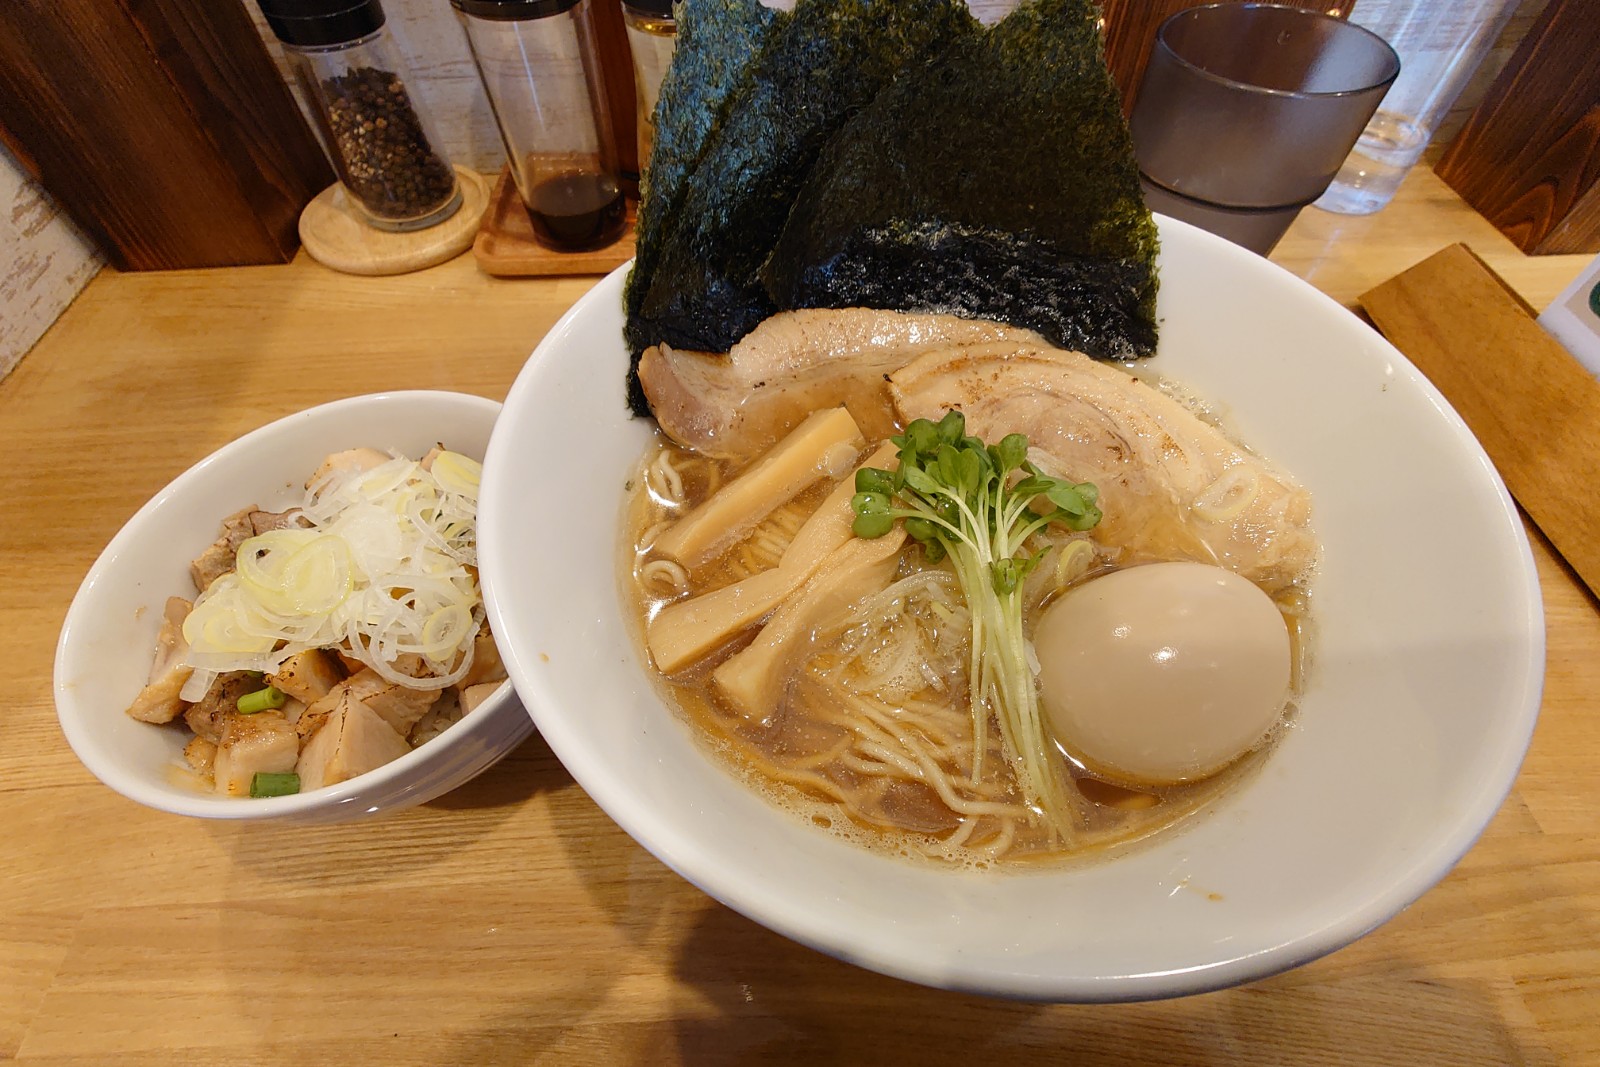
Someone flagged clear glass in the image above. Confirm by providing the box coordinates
[459,2,626,252]
[1129,4,1399,255]
[1318,0,1519,215]
[286,29,461,232]
[622,4,676,171]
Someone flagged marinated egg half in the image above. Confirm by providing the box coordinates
[1034,561,1291,786]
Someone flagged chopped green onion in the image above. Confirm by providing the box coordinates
[236,686,287,714]
[250,772,300,798]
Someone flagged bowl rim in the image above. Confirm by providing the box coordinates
[481,220,1545,1000]
[54,389,513,820]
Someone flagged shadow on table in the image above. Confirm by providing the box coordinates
[213,729,572,890]
[654,902,1554,1067]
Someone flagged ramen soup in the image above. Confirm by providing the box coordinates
[624,311,1318,867]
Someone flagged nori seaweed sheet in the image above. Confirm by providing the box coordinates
[760,0,1160,359]
[629,0,979,370]
[623,0,784,363]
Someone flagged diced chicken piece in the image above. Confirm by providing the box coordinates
[213,710,299,797]
[307,447,391,494]
[125,596,194,724]
[268,649,345,704]
[713,527,906,722]
[638,308,1039,461]
[184,737,217,777]
[647,442,897,673]
[184,671,261,744]
[359,675,439,737]
[460,682,503,715]
[890,343,1319,590]
[459,625,507,688]
[247,508,304,536]
[297,667,437,740]
[652,406,864,568]
[296,701,413,791]
[189,506,256,593]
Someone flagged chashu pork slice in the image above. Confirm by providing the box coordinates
[889,343,1318,591]
[637,308,1041,462]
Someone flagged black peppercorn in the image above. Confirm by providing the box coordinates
[316,66,457,223]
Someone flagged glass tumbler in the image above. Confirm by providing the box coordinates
[1129,3,1399,255]
[1317,0,1519,215]
[258,0,462,232]
[454,0,626,252]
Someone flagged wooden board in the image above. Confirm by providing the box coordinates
[1434,0,1600,255]
[299,167,489,277]
[472,166,637,278]
[1360,242,1600,596]
[0,0,331,270]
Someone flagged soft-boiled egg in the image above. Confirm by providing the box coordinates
[1033,562,1291,786]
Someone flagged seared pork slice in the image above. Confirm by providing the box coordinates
[652,406,864,567]
[300,667,437,739]
[410,689,463,747]
[268,649,345,705]
[189,506,256,593]
[184,671,261,743]
[307,447,390,494]
[213,711,298,797]
[713,527,906,722]
[296,701,412,791]
[637,309,1039,461]
[126,596,194,724]
[889,344,1318,590]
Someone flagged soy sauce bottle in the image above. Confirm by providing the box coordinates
[453,0,626,252]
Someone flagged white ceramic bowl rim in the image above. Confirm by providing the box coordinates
[55,390,515,820]
[479,218,1544,1001]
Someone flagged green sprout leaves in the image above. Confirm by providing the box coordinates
[846,411,1103,838]
[849,411,1102,593]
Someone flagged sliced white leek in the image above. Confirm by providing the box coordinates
[182,449,486,690]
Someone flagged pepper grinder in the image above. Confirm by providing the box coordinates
[258,0,491,273]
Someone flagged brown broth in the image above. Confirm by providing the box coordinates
[622,434,1305,868]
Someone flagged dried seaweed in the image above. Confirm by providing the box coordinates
[761,0,1160,358]
[629,0,979,369]
[623,0,784,367]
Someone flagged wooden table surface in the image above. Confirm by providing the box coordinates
[3,169,1596,1065]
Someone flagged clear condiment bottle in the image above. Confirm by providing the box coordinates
[453,0,626,252]
[257,0,462,232]
[621,0,676,172]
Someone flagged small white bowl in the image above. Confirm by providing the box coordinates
[55,391,531,823]
[478,220,1544,1001]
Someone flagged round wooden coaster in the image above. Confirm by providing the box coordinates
[298,166,490,276]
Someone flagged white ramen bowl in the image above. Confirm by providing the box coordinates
[56,391,530,823]
[478,219,1543,1001]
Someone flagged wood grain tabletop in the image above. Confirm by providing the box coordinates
[3,168,1595,1066]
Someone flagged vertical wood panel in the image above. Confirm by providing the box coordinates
[1102,1,1355,116]
[0,0,331,271]
[1435,0,1600,254]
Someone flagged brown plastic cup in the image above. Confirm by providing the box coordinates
[1129,3,1399,254]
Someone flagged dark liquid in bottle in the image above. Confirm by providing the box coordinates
[525,172,625,251]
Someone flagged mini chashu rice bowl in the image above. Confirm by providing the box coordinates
[478,218,1543,1001]
[55,392,531,823]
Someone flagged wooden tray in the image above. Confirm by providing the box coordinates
[1360,243,1600,598]
[472,166,636,277]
